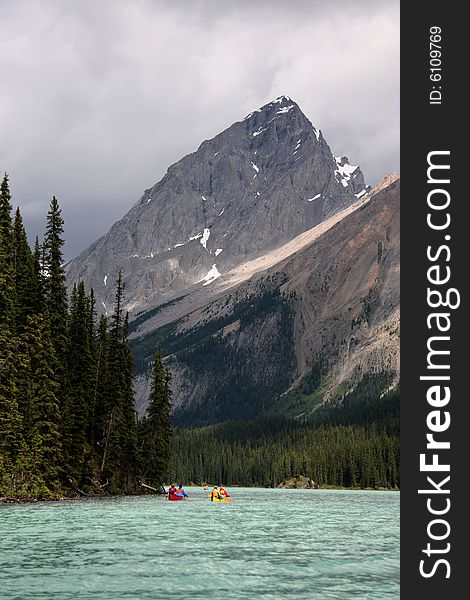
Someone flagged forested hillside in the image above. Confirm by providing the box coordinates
[169,387,399,489]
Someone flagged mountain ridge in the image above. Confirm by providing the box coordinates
[66,96,368,317]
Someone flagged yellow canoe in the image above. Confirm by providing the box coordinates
[207,495,232,502]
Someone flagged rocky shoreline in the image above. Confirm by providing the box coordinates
[1,484,399,504]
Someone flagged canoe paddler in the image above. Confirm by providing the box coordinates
[177,484,189,498]
[219,485,230,498]
[211,486,221,501]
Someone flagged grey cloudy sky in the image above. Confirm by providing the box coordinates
[1,0,399,260]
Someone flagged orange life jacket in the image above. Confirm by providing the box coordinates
[211,489,219,499]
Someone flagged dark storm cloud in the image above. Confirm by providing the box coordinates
[0,0,399,259]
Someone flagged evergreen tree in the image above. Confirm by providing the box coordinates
[64,282,95,482]
[43,196,68,363]
[140,348,173,487]
[0,173,17,337]
[85,288,97,442]
[23,315,63,493]
[100,274,124,479]
[100,273,140,492]
[13,207,36,326]
[92,314,110,452]
[31,236,46,315]
[1,316,63,499]
[0,332,27,492]
[117,319,140,492]
[0,173,13,243]
[111,270,124,341]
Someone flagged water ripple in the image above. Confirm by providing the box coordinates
[0,489,399,599]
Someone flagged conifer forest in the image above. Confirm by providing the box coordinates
[0,175,172,500]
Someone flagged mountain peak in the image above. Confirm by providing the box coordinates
[67,97,369,317]
[242,95,320,145]
[244,95,300,120]
[267,95,297,110]
[274,94,292,102]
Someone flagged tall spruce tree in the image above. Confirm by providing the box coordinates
[13,207,36,327]
[25,315,63,493]
[43,196,68,363]
[31,237,46,315]
[117,313,140,492]
[0,331,27,495]
[0,173,13,242]
[4,314,65,499]
[140,348,172,487]
[0,173,17,337]
[64,282,95,483]
[100,273,139,492]
[85,288,97,443]
[100,273,124,478]
[92,314,110,454]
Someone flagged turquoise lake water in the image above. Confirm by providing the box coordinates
[0,488,399,599]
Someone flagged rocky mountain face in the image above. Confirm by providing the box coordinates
[130,176,400,425]
[65,94,398,428]
[66,96,368,316]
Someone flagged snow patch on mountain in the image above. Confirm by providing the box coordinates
[335,157,359,188]
[253,127,266,138]
[277,105,295,114]
[201,264,221,286]
[200,228,211,250]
